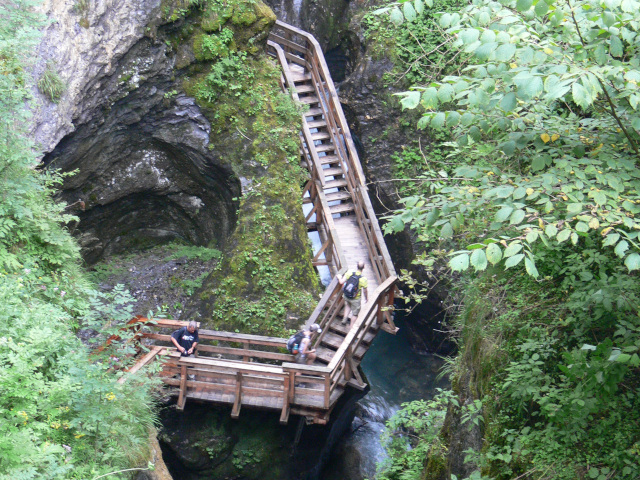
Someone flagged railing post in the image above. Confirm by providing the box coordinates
[344,346,353,381]
[281,374,291,424]
[178,363,187,410]
[232,372,243,418]
[324,374,331,408]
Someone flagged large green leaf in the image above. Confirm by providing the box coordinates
[459,28,480,44]
[525,257,539,277]
[440,222,454,238]
[592,191,607,206]
[431,112,446,129]
[572,82,591,108]
[545,224,558,238]
[624,253,640,272]
[505,253,524,268]
[390,6,404,26]
[500,92,517,111]
[438,84,454,103]
[421,87,439,109]
[470,249,488,271]
[399,91,421,110]
[504,242,523,257]
[403,2,417,22]
[389,216,405,233]
[614,240,629,257]
[516,0,533,11]
[557,229,571,242]
[450,253,470,271]
[495,206,514,222]
[510,209,526,224]
[486,243,502,265]
[602,232,620,247]
[610,35,623,57]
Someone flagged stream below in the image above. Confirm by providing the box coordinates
[319,317,449,479]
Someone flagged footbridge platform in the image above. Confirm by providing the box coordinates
[123,21,398,424]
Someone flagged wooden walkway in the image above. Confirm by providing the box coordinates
[122,21,397,424]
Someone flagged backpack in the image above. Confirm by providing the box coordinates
[287,331,306,354]
[343,273,361,299]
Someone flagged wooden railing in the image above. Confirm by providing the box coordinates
[302,179,346,273]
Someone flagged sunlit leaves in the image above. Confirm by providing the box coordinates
[387,0,640,280]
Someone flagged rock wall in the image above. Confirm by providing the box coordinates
[34,0,319,334]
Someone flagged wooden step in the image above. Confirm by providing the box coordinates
[314,342,369,364]
[325,190,351,202]
[319,155,340,165]
[305,107,323,117]
[330,322,378,343]
[311,131,331,141]
[330,202,355,214]
[314,143,336,153]
[292,72,312,82]
[314,345,336,364]
[325,178,348,189]
[307,120,327,129]
[319,331,348,349]
[295,84,316,94]
[322,167,344,177]
[299,96,319,105]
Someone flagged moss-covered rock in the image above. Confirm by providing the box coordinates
[163,0,320,335]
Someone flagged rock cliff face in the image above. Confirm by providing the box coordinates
[34,0,162,153]
[37,0,241,262]
[34,1,319,332]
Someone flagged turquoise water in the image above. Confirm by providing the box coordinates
[320,318,450,479]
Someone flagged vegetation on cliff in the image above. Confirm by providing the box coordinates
[162,0,320,336]
[0,1,161,478]
[365,0,640,478]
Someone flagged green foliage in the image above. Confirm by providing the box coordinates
[196,51,253,102]
[363,0,466,85]
[377,391,452,480]
[0,2,159,477]
[164,242,222,262]
[378,1,640,476]
[446,270,639,480]
[37,62,65,102]
[388,0,640,276]
[197,27,235,60]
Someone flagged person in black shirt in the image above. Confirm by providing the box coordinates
[171,321,199,356]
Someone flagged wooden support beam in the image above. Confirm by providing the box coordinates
[280,374,291,424]
[323,374,331,408]
[178,364,187,410]
[231,372,242,419]
[344,346,353,381]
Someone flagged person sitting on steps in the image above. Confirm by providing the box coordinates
[337,261,368,328]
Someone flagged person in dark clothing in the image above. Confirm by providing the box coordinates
[171,321,199,356]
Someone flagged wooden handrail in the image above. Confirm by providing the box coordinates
[327,276,397,371]
[267,22,396,283]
